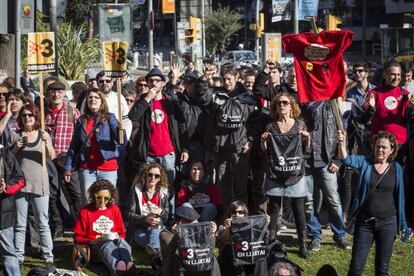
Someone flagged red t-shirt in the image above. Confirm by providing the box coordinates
[148,98,174,157]
[176,183,223,211]
[366,86,410,144]
[141,190,161,216]
[79,118,118,171]
[282,30,353,103]
[73,204,126,244]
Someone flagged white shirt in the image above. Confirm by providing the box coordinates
[81,91,132,139]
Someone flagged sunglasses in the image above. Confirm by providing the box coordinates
[277,100,290,106]
[147,173,161,179]
[94,194,111,202]
[99,79,112,84]
[125,98,135,103]
[22,113,34,118]
[0,93,7,98]
[137,83,148,87]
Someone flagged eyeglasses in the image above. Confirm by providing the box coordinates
[99,79,112,84]
[277,100,290,106]
[22,113,34,118]
[94,194,111,202]
[147,173,161,179]
[353,69,367,73]
[137,83,148,87]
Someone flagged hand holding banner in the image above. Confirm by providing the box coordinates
[27,32,57,171]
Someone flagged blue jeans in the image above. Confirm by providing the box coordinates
[147,152,176,184]
[348,215,397,276]
[0,227,21,276]
[305,166,346,241]
[134,227,161,249]
[79,169,118,204]
[14,193,54,262]
[92,238,132,275]
[198,203,218,222]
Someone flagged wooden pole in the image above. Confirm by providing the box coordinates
[310,17,319,36]
[38,72,46,172]
[116,78,124,145]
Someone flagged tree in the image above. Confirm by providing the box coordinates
[205,6,242,54]
[0,34,16,77]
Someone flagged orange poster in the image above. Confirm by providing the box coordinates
[162,0,175,14]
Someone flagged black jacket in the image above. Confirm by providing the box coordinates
[195,80,259,154]
[302,101,340,168]
[126,185,170,243]
[0,146,25,229]
[127,92,189,166]
[176,86,209,146]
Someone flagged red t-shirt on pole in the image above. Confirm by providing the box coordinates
[282,30,354,103]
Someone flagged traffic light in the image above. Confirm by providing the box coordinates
[184,28,194,44]
[189,16,201,40]
[326,14,342,30]
[256,12,264,37]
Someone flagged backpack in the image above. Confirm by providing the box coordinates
[215,93,245,131]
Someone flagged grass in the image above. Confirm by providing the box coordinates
[21,235,414,276]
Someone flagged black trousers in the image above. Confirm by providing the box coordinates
[50,160,82,231]
[268,196,307,237]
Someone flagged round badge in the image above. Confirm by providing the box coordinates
[151,109,165,124]
[384,96,398,111]
[306,62,313,71]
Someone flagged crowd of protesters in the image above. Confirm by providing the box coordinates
[0,57,413,276]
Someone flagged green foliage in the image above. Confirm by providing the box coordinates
[65,0,96,28]
[205,6,242,54]
[56,23,100,80]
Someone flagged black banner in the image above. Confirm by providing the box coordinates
[266,133,303,179]
[177,221,214,271]
[231,215,268,265]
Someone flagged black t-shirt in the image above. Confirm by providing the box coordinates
[362,163,397,219]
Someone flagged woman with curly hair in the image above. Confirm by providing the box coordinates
[126,162,170,257]
[261,92,311,258]
[73,179,135,275]
[64,89,126,204]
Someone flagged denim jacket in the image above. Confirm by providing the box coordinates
[64,113,127,172]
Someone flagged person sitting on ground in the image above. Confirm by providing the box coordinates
[216,200,270,276]
[176,160,223,222]
[73,179,135,275]
[159,204,220,276]
[126,162,170,258]
[269,261,298,276]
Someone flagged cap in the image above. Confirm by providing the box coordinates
[47,80,66,91]
[175,205,200,222]
[146,67,166,82]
